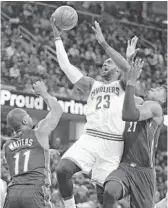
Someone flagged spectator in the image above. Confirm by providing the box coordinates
[9,63,20,78]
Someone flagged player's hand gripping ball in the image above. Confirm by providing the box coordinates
[52,6,78,31]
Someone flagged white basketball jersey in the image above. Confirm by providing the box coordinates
[84,80,125,137]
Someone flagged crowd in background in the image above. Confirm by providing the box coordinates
[1,2,167,100]
[1,2,167,208]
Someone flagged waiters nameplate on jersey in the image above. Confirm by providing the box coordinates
[8,138,33,151]
[91,86,120,100]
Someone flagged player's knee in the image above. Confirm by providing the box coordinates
[104,181,122,200]
[56,159,79,181]
[56,163,71,181]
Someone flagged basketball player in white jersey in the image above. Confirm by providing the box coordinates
[51,16,141,208]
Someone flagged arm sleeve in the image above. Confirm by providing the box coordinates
[55,39,83,84]
[122,85,140,121]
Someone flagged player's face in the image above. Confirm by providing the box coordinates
[147,87,166,103]
[101,58,119,79]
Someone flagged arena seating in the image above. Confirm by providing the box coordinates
[1,2,167,100]
[1,2,167,207]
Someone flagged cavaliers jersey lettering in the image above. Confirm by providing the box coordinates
[85,80,125,137]
[4,129,51,187]
[121,119,162,167]
[91,86,120,100]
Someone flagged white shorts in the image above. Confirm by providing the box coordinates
[62,133,124,186]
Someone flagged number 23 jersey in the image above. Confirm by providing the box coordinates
[84,80,125,136]
[3,129,51,187]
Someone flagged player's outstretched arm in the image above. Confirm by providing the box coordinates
[120,36,141,84]
[122,59,163,125]
[50,16,94,93]
[32,81,63,146]
[92,21,130,73]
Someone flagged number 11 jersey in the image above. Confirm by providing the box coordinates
[85,80,125,137]
[3,128,51,187]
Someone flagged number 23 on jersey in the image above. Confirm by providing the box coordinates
[96,95,110,110]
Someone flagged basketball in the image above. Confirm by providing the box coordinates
[52,6,78,31]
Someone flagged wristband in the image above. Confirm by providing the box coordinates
[127,81,136,87]
[54,37,61,41]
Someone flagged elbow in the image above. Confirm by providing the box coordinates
[54,103,63,117]
[51,100,63,117]
[122,110,139,122]
[122,115,133,122]
[117,62,129,73]
[121,65,129,73]
[119,67,127,73]
[122,111,132,121]
[58,104,63,116]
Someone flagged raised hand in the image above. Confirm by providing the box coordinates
[92,21,105,44]
[32,80,47,96]
[128,58,144,86]
[50,14,62,39]
[126,36,140,64]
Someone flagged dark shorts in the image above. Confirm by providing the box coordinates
[104,163,156,208]
[3,185,52,208]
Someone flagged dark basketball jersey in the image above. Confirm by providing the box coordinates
[121,119,163,167]
[4,128,51,187]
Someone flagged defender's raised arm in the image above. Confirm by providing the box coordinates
[33,81,63,147]
[122,58,165,126]
[92,21,139,73]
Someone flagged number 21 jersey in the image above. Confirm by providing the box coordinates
[122,119,163,167]
[4,128,51,187]
[85,80,125,136]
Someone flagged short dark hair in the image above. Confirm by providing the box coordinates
[7,108,27,131]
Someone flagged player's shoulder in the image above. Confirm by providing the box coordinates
[115,80,126,90]
[134,96,144,105]
[34,124,49,150]
[82,76,95,86]
[142,100,162,111]
[2,139,12,151]
[33,122,40,131]
[91,80,103,87]
[142,101,163,124]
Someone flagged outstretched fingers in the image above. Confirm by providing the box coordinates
[95,21,102,31]
[131,36,138,47]
[127,39,131,47]
[92,26,97,33]
[134,58,144,71]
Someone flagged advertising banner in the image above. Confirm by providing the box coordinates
[1,89,87,116]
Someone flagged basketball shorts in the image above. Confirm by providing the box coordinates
[3,185,53,208]
[62,133,124,186]
[104,162,156,208]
